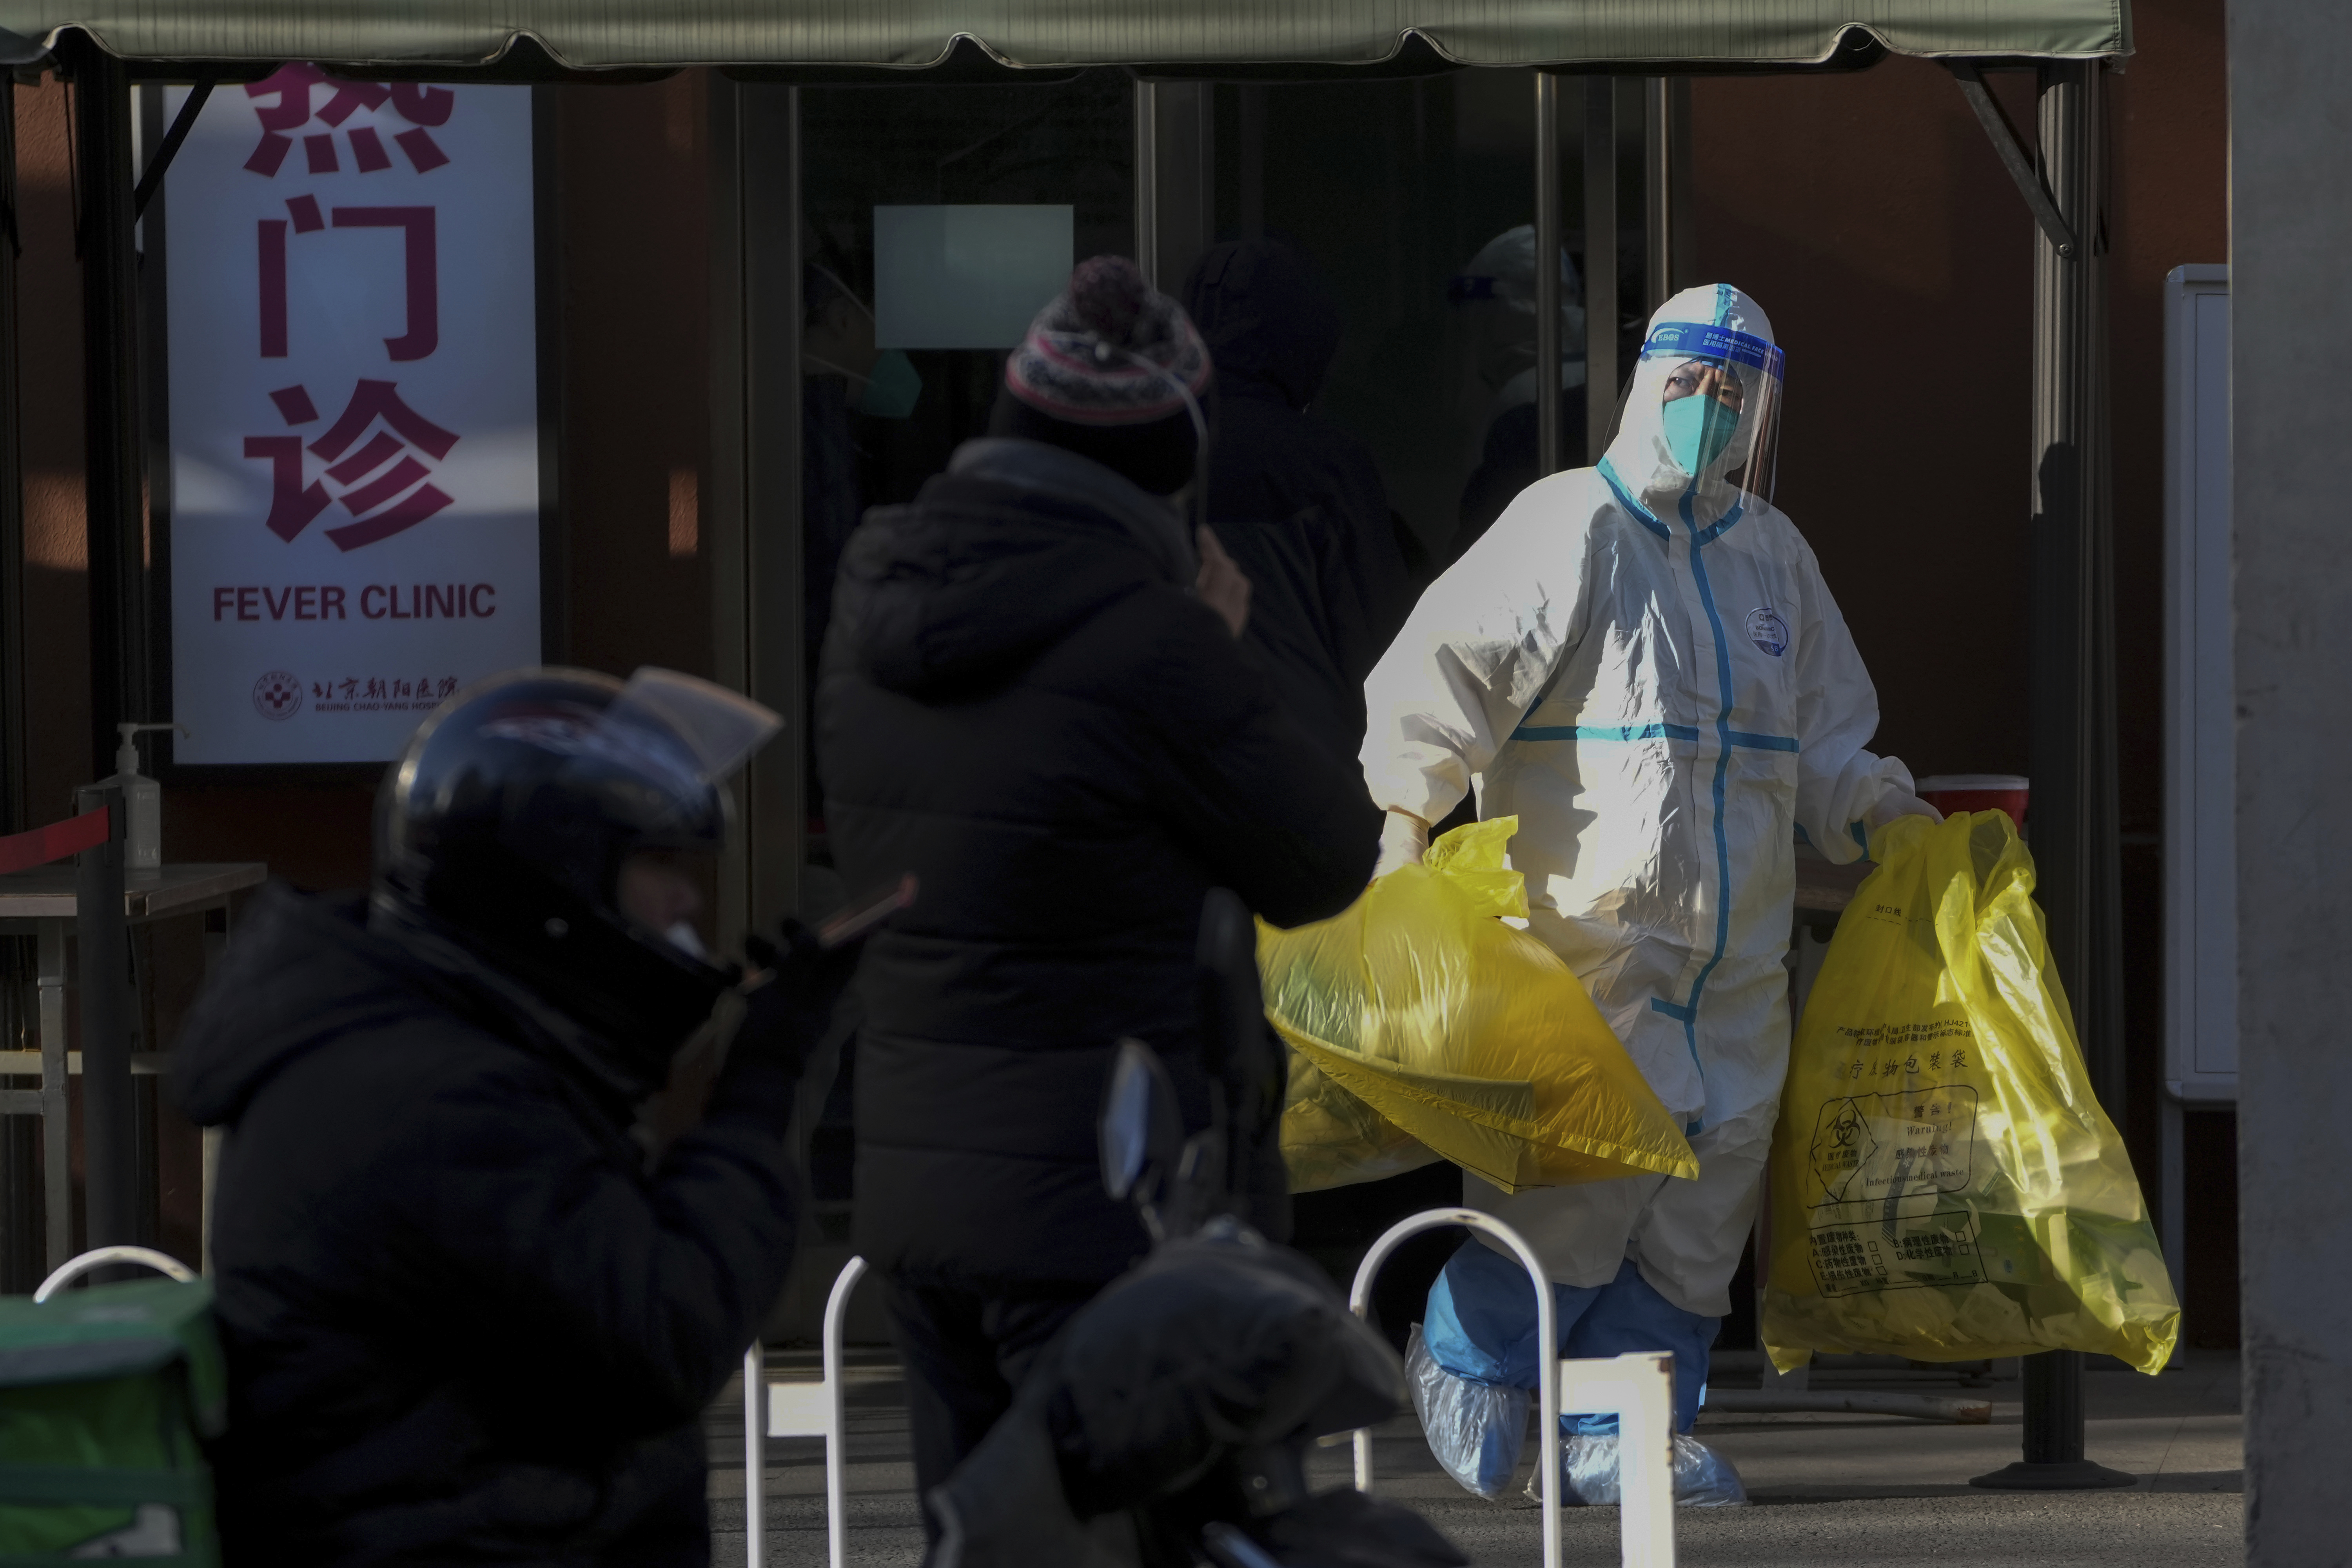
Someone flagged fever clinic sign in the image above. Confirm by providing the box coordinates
[165,70,539,764]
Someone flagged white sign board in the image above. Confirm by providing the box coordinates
[873,204,1073,350]
[2163,264,2234,1103]
[165,68,541,764]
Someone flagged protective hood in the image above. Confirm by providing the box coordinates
[1182,238,1342,411]
[1600,284,1781,525]
[834,437,1187,699]
[1448,225,1588,400]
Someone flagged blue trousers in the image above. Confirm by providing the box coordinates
[1423,1239,1717,1434]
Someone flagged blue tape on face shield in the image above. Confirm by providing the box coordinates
[1661,392,1741,475]
[856,349,923,419]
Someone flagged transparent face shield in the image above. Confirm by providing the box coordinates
[1636,320,1785,503]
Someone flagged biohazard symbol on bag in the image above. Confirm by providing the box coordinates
[1762,811,2180,1374]
[1259,817,1695,1195]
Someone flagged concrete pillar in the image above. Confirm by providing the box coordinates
[2231,3,2352,1559]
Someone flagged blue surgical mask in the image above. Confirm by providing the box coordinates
[1661,393,1741,475]
[857,349,922,420]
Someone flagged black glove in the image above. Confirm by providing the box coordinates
[730,920,862,1079]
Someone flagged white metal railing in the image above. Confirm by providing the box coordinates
[1560,1350,1677,1566]
[35,1245,197,1300]
[1346,1208,1677,1568]
[748,1221,1677,1568]
[743,1255,868,1568]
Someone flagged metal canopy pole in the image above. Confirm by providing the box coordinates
[1970,57,2131,1494]
[1642,78,1672,312]
[66,34,148,778]
[2031,56,2127,1161]
[1134,82,1210,298]
[1236,86,1266,239]
[1534,73,1563,477]
[74,789,134,1257]
[1132,82,1158,289]
[0,74,22,844]
[1583,78,1617,462]
[0,73,38,1295]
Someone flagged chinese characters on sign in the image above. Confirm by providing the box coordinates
[167,68,540,762]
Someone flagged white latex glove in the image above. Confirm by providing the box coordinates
[1866,789,1944,828]
[1371,809,1430,880]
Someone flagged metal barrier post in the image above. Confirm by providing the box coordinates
[741,1342,765,1568]
[1560,1352,1679,1568]
[1350,1209,1682,1568]
[751,1255,869,1568]
[816,1256,865,1567]
[1347,1209,1561,1568]
[35,1243,194,1300]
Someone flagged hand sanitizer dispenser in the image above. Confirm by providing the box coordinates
[98,722,190,870]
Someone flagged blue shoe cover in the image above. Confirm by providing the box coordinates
[1406,1323,1531,1499]
[1532,1432,1749,1508]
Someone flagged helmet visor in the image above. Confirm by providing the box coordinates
[603,668,782,783]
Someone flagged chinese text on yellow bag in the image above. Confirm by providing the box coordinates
[1762,811,2179,1373]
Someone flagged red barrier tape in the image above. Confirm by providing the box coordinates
[0,807,111,875]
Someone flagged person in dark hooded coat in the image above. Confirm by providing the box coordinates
[815,256,1379,1524]
[171,668,836,1568]
[1180,238,1419,760]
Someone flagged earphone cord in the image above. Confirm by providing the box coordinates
[1093,335,1213,577]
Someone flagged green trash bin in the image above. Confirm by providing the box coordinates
[0,1249,223,1564]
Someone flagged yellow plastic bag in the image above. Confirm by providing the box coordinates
[1261,817,1696,1195]
[1761,811,2180,1374]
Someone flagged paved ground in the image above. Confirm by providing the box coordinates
[704,1348,2243,1567]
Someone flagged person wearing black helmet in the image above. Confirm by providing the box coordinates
[172,666,851,1568]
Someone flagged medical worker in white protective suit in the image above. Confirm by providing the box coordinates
[1362,285,1940,1505]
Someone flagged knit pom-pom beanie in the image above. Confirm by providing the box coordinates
[994,256,1213,495]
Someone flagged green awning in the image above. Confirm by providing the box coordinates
[0,2,2131,73]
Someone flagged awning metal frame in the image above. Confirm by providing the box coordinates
[1953,62,2078,258]
[128,73,205,217]
[2,6,2130,79]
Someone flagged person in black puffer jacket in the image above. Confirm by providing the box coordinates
[1181,237,1420,761]
[172,667,842,1567]
[816,256,1381,1525]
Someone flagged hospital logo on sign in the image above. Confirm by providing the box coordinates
[252,670,305,720]
[1746,607,1789,657]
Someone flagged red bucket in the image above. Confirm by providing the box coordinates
[1915,774,2029,830]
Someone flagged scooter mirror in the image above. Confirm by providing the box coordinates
[1197,887,1280,1120]
[1101,1037,1183,1205]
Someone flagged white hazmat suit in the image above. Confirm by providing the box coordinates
[1362,284,1922,1321]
